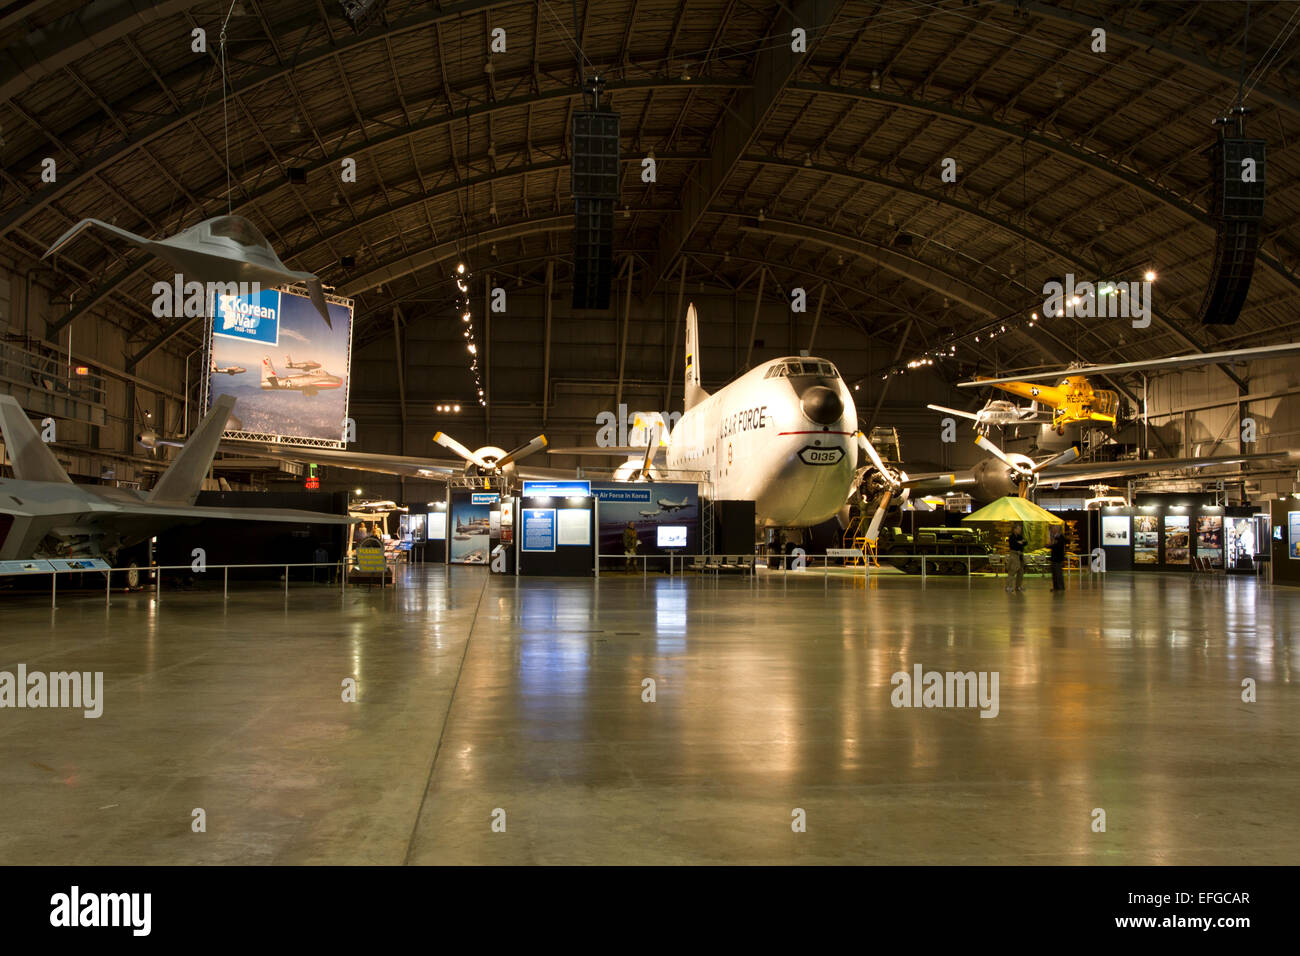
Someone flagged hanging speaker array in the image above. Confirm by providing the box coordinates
[1198,112,1266,326]
[570,80,619,310]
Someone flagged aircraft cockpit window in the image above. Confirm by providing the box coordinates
[209,215,272,250]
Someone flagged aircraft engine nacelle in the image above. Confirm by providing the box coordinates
[612,458,661,482]
[970,455,1036,500]
[463,445,512,478]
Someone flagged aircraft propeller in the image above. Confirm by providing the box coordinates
[856,431,910,542]
[434,431,549,483]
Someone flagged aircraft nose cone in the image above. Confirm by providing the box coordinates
[801,386,843,425]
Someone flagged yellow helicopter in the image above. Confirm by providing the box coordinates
[967,374,1119,433]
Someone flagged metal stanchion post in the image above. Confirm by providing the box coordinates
[51,571,56,610]
[224,566,229,600]
[156,566,161,602]
[284,565,289,599]
[105,569,111,608]
[921,556,927,585]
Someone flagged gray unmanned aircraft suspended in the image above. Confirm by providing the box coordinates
[43,214,334,328]
[0,393,355,561]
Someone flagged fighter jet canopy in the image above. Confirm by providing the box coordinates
[201,216,274,252]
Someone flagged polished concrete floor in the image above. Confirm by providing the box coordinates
[0,565,1296,864]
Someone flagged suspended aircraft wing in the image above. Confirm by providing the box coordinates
[547,445,665,457]
[220,441,584,481]
[958,342,1300,387]
[925,404,980,421]
[42,218,155,258]
[1036,449,1300,486]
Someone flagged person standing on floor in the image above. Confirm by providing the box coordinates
[1006,522,1026,593]
[1049,526,1067,592]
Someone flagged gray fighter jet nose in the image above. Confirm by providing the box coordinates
[801,386,843,425]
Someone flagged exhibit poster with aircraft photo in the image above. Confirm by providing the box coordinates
[205,285,354,448]
[1134,514,1160,565]
[449,501,491,564]
[593,483,699,555]
[1164,514,1191,565]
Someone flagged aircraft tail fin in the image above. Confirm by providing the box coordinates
[0,395,72,483]
[684,303,709,412]
[148,395,235,504]
[261,356,278,387]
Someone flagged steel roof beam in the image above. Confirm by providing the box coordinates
[644,0,845,295]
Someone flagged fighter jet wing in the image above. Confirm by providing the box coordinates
[1036,449,1300,486]
[43,218,153,258]
[301,276,333,329]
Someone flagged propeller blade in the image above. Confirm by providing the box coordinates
[856,431,890,480]
[637,425,659,478]
[974,433,1015,467]
[494,434,549,469]
[434,431,494,471]
[1031,444,1081,472]
[865,490,892,542]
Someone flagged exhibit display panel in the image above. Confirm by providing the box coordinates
[1164,514,1190,565]
[1134,514,1160,565]
[592,482,700,556]
[449,492,492,564]
[205,286,354,449]
[1196,515,1224,566]
[516,496,596,576]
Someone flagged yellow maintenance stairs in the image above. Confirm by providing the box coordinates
[840,512,879,567]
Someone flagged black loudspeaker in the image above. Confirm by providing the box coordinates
[1211,138,1266,219]
[572,197,614,310]
[571,111,621,199]
[1199,136,1266,325]
[1198,218,1261,325]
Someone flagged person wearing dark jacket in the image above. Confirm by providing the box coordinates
[1006,523,1026,593]
[1049,527,1067,591]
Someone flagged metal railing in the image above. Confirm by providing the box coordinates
[4,559,406,610]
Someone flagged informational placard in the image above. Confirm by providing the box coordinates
[522,480,591,497]
[557,508,591,546]
[826,548,864,558]
[1101,515,1130,546]
[592,481,699,555]
[472,492,500,505]
[47,558,111,572]
[1134,514,1159,564]
[356,545,386,573]
[0,560,56,575]
[1164,514,1190,565]
[522,508,556,551]
[428,512,447,541]
[206,285,354,449]
[1196,515,1223,565]
[1289,512,1300,559]
[449,496,491,564]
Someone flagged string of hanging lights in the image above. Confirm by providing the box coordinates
[455,261,486,408]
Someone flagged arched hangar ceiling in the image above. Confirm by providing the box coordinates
[2,0,1299,383]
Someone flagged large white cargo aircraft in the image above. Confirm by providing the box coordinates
[550,304,860,526]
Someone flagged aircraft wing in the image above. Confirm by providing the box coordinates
[958,342,1300,386]
[42,218,153,258]
[547,446,663,457]
[925,405,980,421]
[1036,449,1300,486]
[221,441,588,481]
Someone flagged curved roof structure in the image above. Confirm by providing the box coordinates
[2,0,1298,379]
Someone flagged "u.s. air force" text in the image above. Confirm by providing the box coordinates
[719,406,768,438]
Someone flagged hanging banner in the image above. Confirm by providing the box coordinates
[206,285,354,449]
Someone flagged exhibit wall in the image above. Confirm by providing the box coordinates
[517,495,596,576]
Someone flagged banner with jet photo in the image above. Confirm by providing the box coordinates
[205,285,354,448]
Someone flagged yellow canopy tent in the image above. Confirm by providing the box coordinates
[963,496,1063,555]
[962,496,1064,525]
